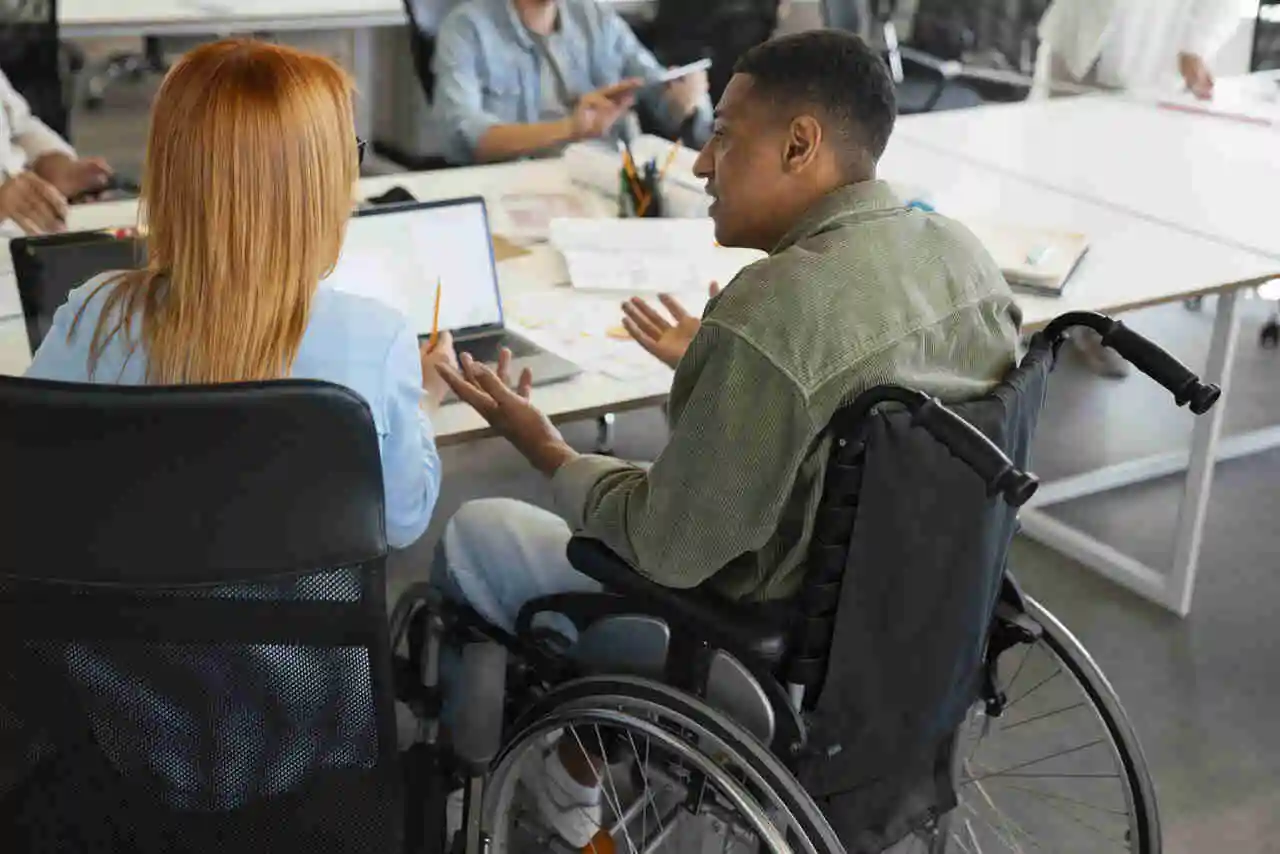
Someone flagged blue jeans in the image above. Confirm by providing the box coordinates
[431,499,605,729]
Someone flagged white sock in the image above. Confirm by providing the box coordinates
[544,747,602,807]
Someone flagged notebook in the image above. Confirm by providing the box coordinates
[963,221,1090,296]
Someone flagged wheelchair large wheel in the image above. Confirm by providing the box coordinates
[480,675,844,854]
[897,596,1160,854]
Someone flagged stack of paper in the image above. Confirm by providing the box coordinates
[964,220,1090,296]
[548,217,765,293]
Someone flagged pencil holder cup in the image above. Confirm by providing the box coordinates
[617,164,664,219]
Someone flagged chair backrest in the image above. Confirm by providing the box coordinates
[0,0,68,138]
[788,340,1053,849]
[0,377,401,854]
[909,0,1049,72]
[650,0,780,104]
[1253,1,1280,72]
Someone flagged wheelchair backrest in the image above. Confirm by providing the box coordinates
[789,339,1053,847]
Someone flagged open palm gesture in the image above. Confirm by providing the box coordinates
[621,281,720,369]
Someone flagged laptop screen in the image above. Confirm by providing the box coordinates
[11,231,143,354]
[324,197,504,337]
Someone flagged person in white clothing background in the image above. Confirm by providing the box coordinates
[0,68,113,236]
[1033,0,1247,376]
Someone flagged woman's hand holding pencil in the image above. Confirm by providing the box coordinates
[420,277,458,411]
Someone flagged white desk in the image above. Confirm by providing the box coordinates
[891,82,1280,615]
[892,73,1280,263]
[0,159,676,446]
[60,0,410,138]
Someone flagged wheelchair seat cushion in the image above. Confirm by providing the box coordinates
[566,538,790,663]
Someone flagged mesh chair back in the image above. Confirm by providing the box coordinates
[0,0,68,138]
[0,377,401,854]
[910,0,1050,72]
[788,342,1053,851]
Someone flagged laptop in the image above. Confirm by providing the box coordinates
[11,229,143,353]
[324,196,581,394]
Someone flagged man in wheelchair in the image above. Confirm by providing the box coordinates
[435,29,1021,849]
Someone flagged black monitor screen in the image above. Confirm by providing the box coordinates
[10,231,144,354]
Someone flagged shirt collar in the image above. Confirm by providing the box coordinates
[500,0,564,49]
[771,179,903,254]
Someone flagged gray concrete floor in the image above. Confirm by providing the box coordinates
[66,50,1280,854]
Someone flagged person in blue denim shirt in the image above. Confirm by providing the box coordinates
[432,0,714,163]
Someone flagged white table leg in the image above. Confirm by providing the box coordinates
[1167,287,1241,615]
[1021,288,1246,616]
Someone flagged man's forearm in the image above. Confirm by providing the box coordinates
[473,119,577,163]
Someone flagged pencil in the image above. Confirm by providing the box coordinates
[429,278,442,350]
[656,140,680,182]
[621,148,647,213]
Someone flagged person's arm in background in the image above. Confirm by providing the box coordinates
[552,325,815,588]
[598,7,714,147]
[0,70,112,200]
[1178,0,1247,98]
[432,11,637,162]
[380,323,447,548]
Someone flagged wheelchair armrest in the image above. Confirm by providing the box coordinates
[566,537,788,663]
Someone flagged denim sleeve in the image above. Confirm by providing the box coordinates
[379,322,441,548]
[431,11,501,164]
[602,8,713,146]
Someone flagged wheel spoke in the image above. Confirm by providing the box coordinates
[983,782,1129,817]
[961,739,1107,783]
[999,702,1087,732]
[1005,669,1062,710]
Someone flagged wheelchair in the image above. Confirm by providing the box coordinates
[391,312,1220,854]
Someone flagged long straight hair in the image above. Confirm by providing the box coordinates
[76,39,358,383]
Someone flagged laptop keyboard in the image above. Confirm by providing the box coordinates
[455,333,537,365]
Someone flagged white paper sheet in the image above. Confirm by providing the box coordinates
[549,217,764,293]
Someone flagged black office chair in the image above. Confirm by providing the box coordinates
[0,0,72,139]
[0,377,436,853]
[838,0,1049,114]
[645,0,781,105]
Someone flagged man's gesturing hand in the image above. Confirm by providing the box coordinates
[435,350,576,476]
[621,281,720,369]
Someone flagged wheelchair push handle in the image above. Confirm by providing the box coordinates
[1042,312,1221,414]
[912,397,1040,507]
[844,386,1039,507]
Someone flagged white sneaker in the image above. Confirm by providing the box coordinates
[521,746,603,848]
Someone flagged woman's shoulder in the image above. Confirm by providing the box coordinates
[306,287,417,360]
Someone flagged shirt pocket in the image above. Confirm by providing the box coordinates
[480,69,523,120]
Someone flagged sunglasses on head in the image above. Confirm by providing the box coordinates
[357,137,367,167]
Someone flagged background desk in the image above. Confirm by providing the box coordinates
[61,0,407,139]
[891,73,1280,263]
[885,96,1280,615]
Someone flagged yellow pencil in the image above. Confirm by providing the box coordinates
[621,149,647,212]
[656,140,681,182]
[429,278,442,350]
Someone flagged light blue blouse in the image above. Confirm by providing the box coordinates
[25,274,440,549]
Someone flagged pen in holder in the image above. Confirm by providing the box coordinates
[618,157,664,219]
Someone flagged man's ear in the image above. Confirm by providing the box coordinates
[782,115,823,173]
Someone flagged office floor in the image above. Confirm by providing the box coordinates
[71,58,1280,854]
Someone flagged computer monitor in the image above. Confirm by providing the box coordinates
[10,230,144,354]
[324,196,505,338]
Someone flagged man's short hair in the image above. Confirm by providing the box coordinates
[733,30,897,169]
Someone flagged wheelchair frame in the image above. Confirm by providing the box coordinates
[390,311,1215,854]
